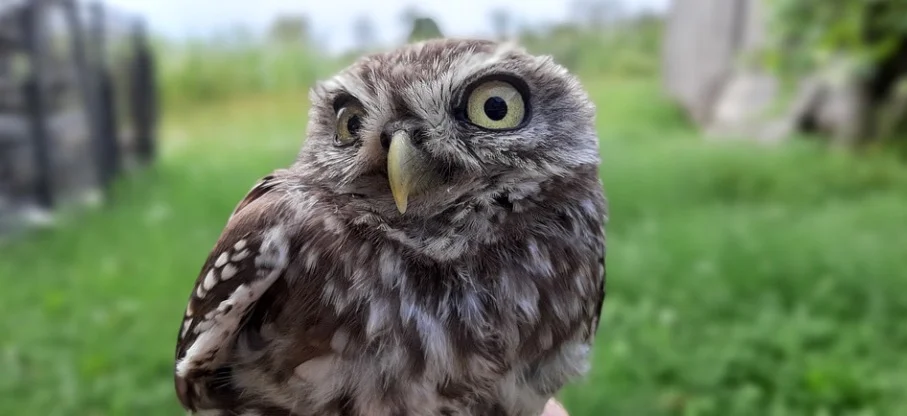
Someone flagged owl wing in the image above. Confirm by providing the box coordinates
[581,202,607,344]
[173,174,295,411]
[589,249,606,339]
[591,212,607,340]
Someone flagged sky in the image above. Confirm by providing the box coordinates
[104,0,670,52]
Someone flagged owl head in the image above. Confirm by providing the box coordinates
[294,39,599,226]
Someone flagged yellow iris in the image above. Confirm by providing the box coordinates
[335,104,366,146]
[466,80,526,130]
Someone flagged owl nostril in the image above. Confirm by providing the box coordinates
[380,132,391,150]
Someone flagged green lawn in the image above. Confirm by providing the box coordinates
[2,77,907,415]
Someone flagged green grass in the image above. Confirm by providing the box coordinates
[2,77,907,415]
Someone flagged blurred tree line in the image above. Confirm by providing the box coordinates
[155,0,665,109]
[354,2,663,79]
[515,9,662,79]
[149,0,907,148]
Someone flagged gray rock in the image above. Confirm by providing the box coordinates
[662,0,755,125]
[809,58,866,145]
[705,70,784,142]
[663,0,865,143]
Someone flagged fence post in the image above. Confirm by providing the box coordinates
[89,1,120,192]
[21,0,54,210]
[61,0,105,195]
[130,19,157,165]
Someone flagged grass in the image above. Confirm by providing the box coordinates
[154,39,339,110]
[2,75,907,415]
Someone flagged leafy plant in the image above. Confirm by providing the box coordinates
[763,0,907,80]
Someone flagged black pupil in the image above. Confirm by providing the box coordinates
[346,115,361,135]
[483,97,508,121]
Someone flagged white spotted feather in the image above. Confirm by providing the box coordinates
[173,176,291,411]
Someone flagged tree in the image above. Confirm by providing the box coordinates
[352,15,377,50]
[405,15,443,43]
[268,14,310,45]
[490,8,512,40]
[397,5,443,43]
[764,0,907,142]
[408,17,443,42]
[569,0,624,30]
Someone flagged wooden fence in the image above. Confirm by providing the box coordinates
[0,0,157,236]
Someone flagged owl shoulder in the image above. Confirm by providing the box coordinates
[173,171,309,411]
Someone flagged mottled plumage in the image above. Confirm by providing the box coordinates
[174,39,607,416]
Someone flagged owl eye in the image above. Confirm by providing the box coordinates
[465,80,527,130]
[334,104,366,147]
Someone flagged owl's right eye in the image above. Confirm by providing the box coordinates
[334,104,366,147]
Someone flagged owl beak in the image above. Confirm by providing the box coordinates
[387,130,431,214]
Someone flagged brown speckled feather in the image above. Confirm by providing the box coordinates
[174,174,295,411]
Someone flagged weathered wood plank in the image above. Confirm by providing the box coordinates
[0,113,28,143]
[0,3,24,48]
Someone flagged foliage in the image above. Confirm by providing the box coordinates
[152,36,337,110]
[352,15,378,50]
[407,17,444,43]
[152,16,661,110]
[489,8,513,40]
[762,0,907,80]
[3,76,907,415]
[267,14,312,44]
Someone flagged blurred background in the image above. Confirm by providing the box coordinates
[1,0,906,414]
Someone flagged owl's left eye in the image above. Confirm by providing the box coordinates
[463,79,528,131]
[334,104,366,147]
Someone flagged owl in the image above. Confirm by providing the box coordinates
[173,38,607,416]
